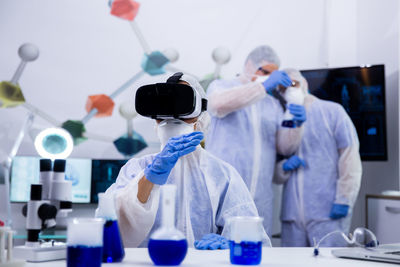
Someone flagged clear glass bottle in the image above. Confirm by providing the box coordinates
[148,185,188,266]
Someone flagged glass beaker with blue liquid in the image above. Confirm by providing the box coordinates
[148,185,188,266]
[228,216,265,265]
[95,193,125,263]
[67,218,104,267]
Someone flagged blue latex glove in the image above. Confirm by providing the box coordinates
[329,204,349,219]
[194,233,229,250]
[282,155,306,172]
[144,132,204,185]
[262,70,292,94]
[288,104,306,126]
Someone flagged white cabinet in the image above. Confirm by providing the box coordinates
[367,195,400,244]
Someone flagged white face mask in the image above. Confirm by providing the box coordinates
[254,75,269,83]
[156,119,195,147]
[284,86,305,105]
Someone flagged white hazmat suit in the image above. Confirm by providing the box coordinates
[273,69,362,246]
[105,74,263,248]
[206,46,303,234]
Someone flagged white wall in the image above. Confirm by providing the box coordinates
[0,0,399,242]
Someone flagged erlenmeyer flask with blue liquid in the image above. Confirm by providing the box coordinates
[148,185,188,266]
[95,193,125,263]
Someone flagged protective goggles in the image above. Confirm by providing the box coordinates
[135,74,207,119]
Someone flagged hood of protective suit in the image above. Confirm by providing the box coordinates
[241,45,281,81]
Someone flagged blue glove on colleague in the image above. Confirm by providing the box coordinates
[329,204,349,219]
[194,233,229,250]
[144,132,204,185]
[282,155,306,172]
[288,104,306,126]
[262,70,292,95]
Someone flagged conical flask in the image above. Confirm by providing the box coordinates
[148,185,188,265]
[95,193,125,263]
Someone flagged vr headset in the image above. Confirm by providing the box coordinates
[135,72,207,119]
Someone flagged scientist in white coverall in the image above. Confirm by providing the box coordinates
[206,45,307,234]
[273,68,362,246]
[105,72,267,249]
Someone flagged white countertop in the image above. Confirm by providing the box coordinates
[23,247,400,266]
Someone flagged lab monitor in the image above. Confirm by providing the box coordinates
[300,65,387,161]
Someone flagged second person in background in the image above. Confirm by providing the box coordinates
[206,45,306,235]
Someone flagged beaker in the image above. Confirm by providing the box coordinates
[148,185,188,265]
[67,218,104,267]
[228,216,264,265]
[96,193,125,263]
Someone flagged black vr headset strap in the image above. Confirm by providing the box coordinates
[202,99,208,112]
[167,72,208,112]
[167,72,184,84]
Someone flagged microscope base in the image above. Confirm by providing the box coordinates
[13,242,66,262]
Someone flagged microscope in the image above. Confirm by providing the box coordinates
[14,159,72,262]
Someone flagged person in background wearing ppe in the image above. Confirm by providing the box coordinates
[206,45,306,235]
[273,68,362,247]
[105,73,267,249]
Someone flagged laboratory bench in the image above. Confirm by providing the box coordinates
[24,247,399,266]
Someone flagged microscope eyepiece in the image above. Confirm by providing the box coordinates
[30,184,42,201]
[53,159,66,172]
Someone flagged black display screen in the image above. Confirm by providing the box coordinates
[301,65,387,161]
[91,159,128,203]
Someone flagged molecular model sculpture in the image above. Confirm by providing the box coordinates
[0,0,231,158]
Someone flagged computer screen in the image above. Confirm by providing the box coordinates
[91,159,127,203]
[10,156,127,203]
[10,156,92,203]
[300,65,387,161]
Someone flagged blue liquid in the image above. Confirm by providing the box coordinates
[229,241,262,265]
[148,239,188,265]
[67,245,102,267]
[103,220,125,263]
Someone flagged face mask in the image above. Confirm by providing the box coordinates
[284,86,305,105]
[156,119,195,147]
[254,75,269,83]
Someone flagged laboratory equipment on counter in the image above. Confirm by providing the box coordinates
[148,185,188,265]
[14,184,66,262]
[0,226,25,267]
[313,227,378,256]
[50,159,73,224]
[14,159,73,262]
[39,159,52,200]
[95,193,125,263]
[228,216,264,265]
[67,218,104,267]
